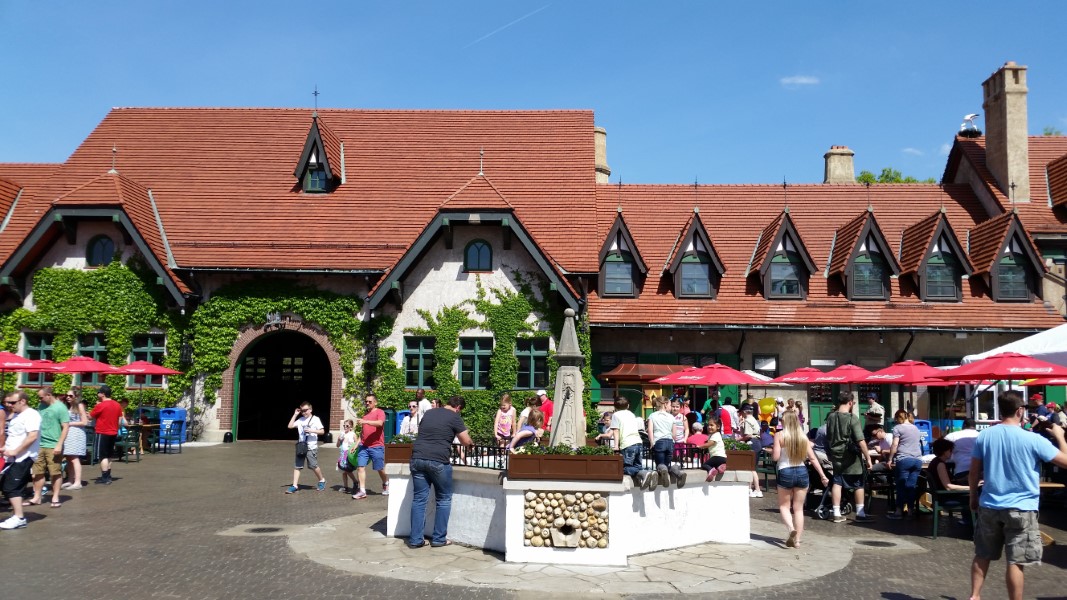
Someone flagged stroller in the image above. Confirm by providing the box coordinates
[804,450,871,520]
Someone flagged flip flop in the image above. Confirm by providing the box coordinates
[50,501,62,508]
[431,540,453,547]
[21,499,41,507]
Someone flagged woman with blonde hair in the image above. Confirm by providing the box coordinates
[772,411,828,548]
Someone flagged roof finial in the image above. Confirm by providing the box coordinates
[617,177,623,213]
[108,144,118,174]
[1010,180,1016,207]
[479,147,484,176]
[312,85,320,115]
[782,177,788,212]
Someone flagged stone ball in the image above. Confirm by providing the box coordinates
[538,493,546,499]
[531,536,543,547]
[566,518,580,528]
[583,493,594,503]
[543,537,552,547]
[554,517,565,528]
[597,538,608,549]
[591,499,607,512]
[565,308,575,318]
[525,522,534,531]
[554,492,563,500]
[550,499,558,508]
[525,492,537,501]
[564,494,576,505]
[579,502,588,511]
[598,523,608,532]
[581,529,591,539]
[591,529,602,539]
[553,507,562,517]
[538,518,548,528]
[524,508,535,518]
[594,493,601,499]
[563,511,572,519]
[524,530,534,539]
[524,539,531,547]
[541,528,551,538]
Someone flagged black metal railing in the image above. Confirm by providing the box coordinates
[449,443,510,469]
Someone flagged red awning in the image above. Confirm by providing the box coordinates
[599,363,687,383]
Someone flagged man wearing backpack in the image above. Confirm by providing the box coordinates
[825,391,873,523]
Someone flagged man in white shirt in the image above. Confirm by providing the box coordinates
[945,418,980,481]
[1,391,41,530]
[286,402,326,493]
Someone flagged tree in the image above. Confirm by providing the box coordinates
[856,167,935,184]
[1043,126,1063,136]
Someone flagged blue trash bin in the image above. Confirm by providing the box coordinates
[913,419,933,454]
[160,408,188,443]
[396,410,411,435]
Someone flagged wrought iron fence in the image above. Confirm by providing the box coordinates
[449,443,510,469]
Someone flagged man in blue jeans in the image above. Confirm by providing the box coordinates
[407,395,472,548]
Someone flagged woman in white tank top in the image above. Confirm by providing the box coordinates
[773,411,829,548]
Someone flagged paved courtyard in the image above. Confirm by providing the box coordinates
[4,441,1067,600]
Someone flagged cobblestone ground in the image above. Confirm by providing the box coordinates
[3,442,1065,600]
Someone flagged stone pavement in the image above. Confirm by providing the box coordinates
[3,441,1066,600]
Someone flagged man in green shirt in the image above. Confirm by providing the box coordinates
[27,387,69,508]
[825,391,873,523]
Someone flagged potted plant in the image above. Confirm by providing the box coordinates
[507,443,622,482]
[723,437,757,471]
[384,433,416,464]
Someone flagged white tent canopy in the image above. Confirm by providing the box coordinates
[963,324,1067,367]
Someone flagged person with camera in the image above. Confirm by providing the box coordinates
[286,402,325,494]
[969,391,1067,600]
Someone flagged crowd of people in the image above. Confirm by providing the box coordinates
[0,385,125,530]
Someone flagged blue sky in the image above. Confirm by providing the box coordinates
[1,1,1064,184]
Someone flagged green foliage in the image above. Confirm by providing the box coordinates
[856,167,935,184]
[0,259,185,408]
[389,433,416,444]
[1043,126,1064,136]
[189,279,363,409]
[520,443,614,456]
[722,437,753,451]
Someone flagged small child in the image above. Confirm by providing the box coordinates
[336,419,357,494]
[494,394,516,447]
[698,417,729,482]
[508,409,544,452]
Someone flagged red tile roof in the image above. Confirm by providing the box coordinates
[747,211,785,277]
[315,116,343,178]
[1,108,598,272]
[1046,152,1067,208]
[898,211,943,275]
[827,211,867,277]
[967,211,1013,275]
[439,175,515,211]
[587,183,1057,330]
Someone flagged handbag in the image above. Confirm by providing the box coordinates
[295,441,308,456]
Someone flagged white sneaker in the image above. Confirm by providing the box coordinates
[748,489,758,497]
[752,489,764,498]
[0,516,27,530]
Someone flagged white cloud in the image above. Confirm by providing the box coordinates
[939,143,952,156]
[779,75,820,88]
[902,147,924,156]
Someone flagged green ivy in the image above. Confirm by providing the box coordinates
[0,258,185,409]
[189,279,363,412]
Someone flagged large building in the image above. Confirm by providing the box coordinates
[1,61,1065,440]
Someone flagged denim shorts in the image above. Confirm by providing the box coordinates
[777,466,809,489]
[357,445,385,470]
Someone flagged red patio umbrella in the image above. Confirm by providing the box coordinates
[651,364,766,386]
[935,352,1067,382]
[862,360,945,384]
[771,367,824,385]
[0,351,36,391]
[51,356,119,374]
[812,364,872,384]
[112,360,183,377]
[1023,377,1067,386]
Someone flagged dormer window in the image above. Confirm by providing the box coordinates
[294,115,340,194]
[851,234,890,300]
[766,236,808,299]
[671,223,723,299]
[598,213,647,299]
[925,237,962,301]
[994,236,1034,301]
[304,165,328,193]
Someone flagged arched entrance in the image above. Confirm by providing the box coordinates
[234,330,332,440]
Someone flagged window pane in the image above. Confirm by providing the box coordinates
[680,262,711,296]
[853,262,886,298]
[927,264,957,298]
[770,263,801,297]
[605,262,633,294]
[998,261,1027,299]
[22,332,55,386]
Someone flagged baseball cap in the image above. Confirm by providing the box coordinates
[1031,393,1043,401]
[536,389,547,397]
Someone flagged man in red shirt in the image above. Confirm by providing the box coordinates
[538,389,554,432]
[88,385,122,485]
[352,394,389,500]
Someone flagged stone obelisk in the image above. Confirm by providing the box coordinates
[549,308,586,448]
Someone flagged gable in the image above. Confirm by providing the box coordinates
[756,211,817,277]
[666,211,724,276]
[598,212,648,275]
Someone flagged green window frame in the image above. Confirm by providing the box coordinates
[852,254,888,300]
[129,334,166,387]
[77,333,108,386]
[926,253,959,300]
[459,337,492,390]
[304,166,328,193]
[404,337,436,389]
[603,252,635,296]
[996,254,1029,301]
[464,240,492,272]
[768,252,803,299]
[679,254,712,297]
[22,332,54,386]
[515,337,549,389]
[87,235,115,267]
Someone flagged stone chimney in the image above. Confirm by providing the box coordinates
[594,126,611,184]
[823,146,856,184]
[982,61,1030,202]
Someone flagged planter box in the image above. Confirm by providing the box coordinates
[725,449,756,471]
[384,443,413,464]
[508,453,623,481]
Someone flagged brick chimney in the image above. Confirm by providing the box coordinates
[982,61,1030,202]
[823,146,856,184]
[594,126,611,184]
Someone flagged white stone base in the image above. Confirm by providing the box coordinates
[386,465,751,567]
